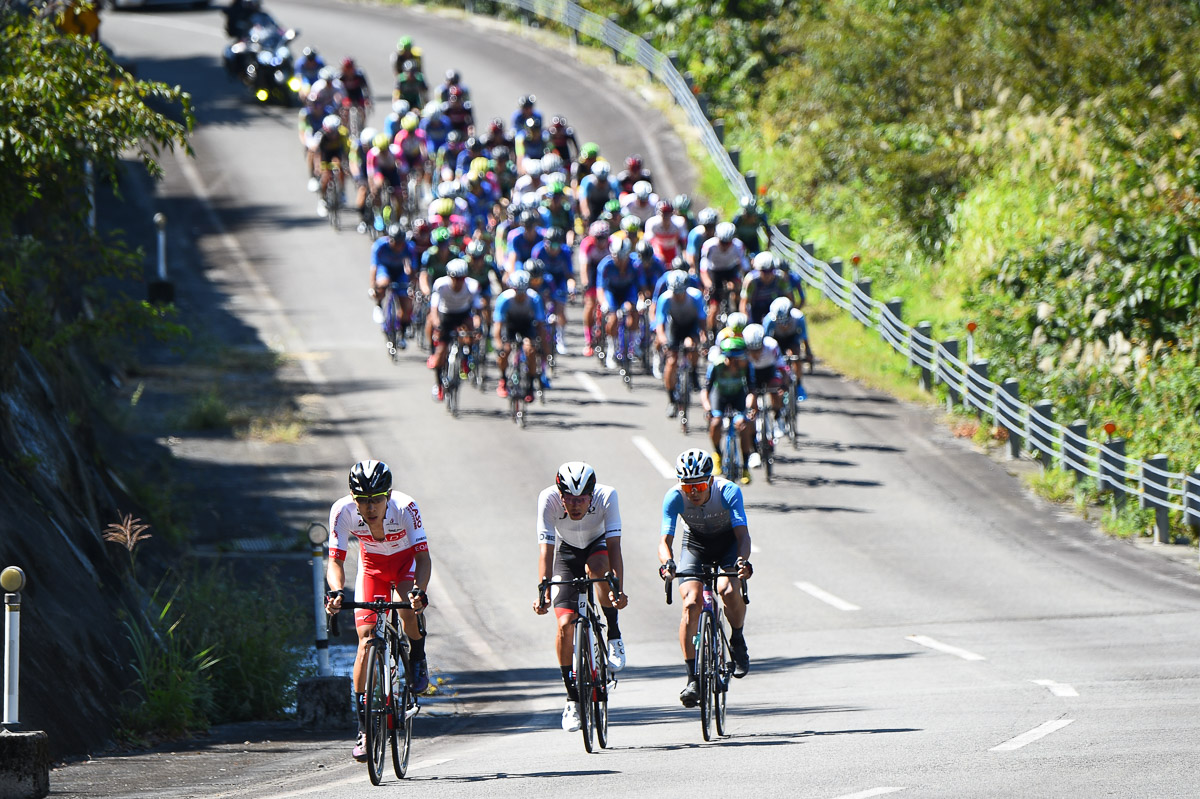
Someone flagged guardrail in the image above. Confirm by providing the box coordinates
[464,0,1200,550]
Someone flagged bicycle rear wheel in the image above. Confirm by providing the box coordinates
[593,620,610,749]
[698,612,716,742]
[722,422,741,483]
[364,641,389,785]
[574,620,594,753]
[757,410,773,484]
[392,637,413,778]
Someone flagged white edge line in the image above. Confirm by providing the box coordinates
[1030,679,1079,698]
[990,719,1074,752]
[574,370,608,402]
[905,634,986,662]
[631,435,677,479]
[830,788,906,799]
[795,581,861,611]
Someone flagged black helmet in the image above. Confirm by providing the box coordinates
[524,258,546,277]
[348,460,392,497]
[546,226,566,244]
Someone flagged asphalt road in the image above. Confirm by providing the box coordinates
[53,2,1200,796]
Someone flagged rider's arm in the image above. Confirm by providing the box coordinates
[659,489,684,567]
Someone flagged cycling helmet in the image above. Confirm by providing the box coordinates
[318,66,335,81]
[397,36,413,49]
[349,460,392,497]
[589,220,611,238]
[413,218,432,236]
[739,194,758,212]
[753,251,774,271]
[386,225,405,242]
[625,155,643,172]
[726,312,749,333]
[402,59,417,74]
[666,269,689,291]
[675,448,713,481]
[526,159,544,177]
[674,194,692,214]
[447,130,463,145]
[447,85,464,101]
[546,227,566,245]
[698,207,719,226]
[656,200,673,215]
[743,324,765,350]
[431,197,455,218]
[470,156,490,175]
[716,222,736,243]
[621,215,642,234]
[392,99,410,115]
[372,132,392,150]
[769,296,793,319]
[360,127,377,146]
[465,239,486,257]
[510,269,531,291]
[524,258,546,277]
[518,93,536,107]
[446,259,469,279]
[547,180,566,196]
[541,153,564,173]
[519,210,539,227]
[591,161,611,178]
[633,180,652,200]
[301,46,317,58]
[556,462,597,497]
[636,238,655,258]
[581,142,600,159]
[720,336,747,357]
[341,57,355,71]
[445,68,460,83]
[436,180,458,198]
[431,226,451,245]
[609,237,632,257]
[401,113,419,131]
[322,114,341,132]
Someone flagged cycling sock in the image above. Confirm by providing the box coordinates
[602,606,621,640]
[685,658,696,679]
[561,666,578,701]
[409,635,426,663]
[355,692,366,731]
[730,626,745,644]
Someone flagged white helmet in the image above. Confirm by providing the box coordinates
[510,269,531,291]
[592,160,611,177]
[633,180,652,199]
[743,324,765,350]
[359,126,378,146]
[609,237,632,257]
[675,448,714,481]
[526,159,544,177]
[769,296,793,319]
[666,269,689,292]
[726,311,749,332]
[753,251,774,271]
[716,222,736,242]
[322,114,341,132]
[541,153,564,173]
[446,258,469,279]
[556,462,597,496]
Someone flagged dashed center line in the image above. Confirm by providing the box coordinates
[990,719,1074,752]
[632,436,676,479]
[1030,679,1078,697]
[905,635,986,661]
[795,581,861,611]
[831,788,906,799]
[574,371,608,402]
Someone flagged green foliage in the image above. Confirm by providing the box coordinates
[176,387,229,430]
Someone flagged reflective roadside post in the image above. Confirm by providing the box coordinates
[307,522,331,677]
[148,212,175,304]
[2,566,25,729]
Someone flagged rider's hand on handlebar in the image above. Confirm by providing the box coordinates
[736,558,753,580]
[659,559,676,582]
[324,588,344,611]
[533,580,550,615]
[408,587,428,611]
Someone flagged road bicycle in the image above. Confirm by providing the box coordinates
[442,329,479,418]
[606,304,636,390]
[718,412,744,484]
[671,345,699,433]
[665,565,749,741]
[749,385,778,483]
[323,162,343,232]
[538,573,619,753]
[408,287,429,352]
[327,593,425,785]
[780,354,808,447]
[506,331,540,428]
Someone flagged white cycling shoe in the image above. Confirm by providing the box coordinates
[607,638,626,671]
[561,700,581,732]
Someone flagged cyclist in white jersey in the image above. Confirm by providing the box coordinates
[533,462,629,732]
[426,258,481,402]
[325,460,431,761]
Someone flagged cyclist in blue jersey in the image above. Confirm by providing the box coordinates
[506,211,544,271]
[704,336,754,484]
[740,251,794,324]
[764,296,814,371]
[655,270,707,416]
[370,227,414,347]
[531,228,575,355]
[493,270,547,401]
[658,447,753,707]
[686,208,719,271]
[596,237,643,369]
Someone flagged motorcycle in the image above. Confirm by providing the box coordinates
[223,24,302,106]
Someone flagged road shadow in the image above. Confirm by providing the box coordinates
[768,474,884,489]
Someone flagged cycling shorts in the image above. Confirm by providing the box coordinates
[678,540,739,586]
[601,285,638,314]
[748,365,782,391]
[664,320,702,352]
[374,166,403,188]
[436,308,472,341]
[354,555,417,628]
[707,271,739,305]
[773,332,801,353]
[501,318,538,344]
[551,536,609,613]
[708,389,745,420]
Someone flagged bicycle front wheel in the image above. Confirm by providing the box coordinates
[714,626,729,737]
[698,612,716,742]
[574,620,594,753]
[593,623,610,749]
[364,641,389,785]
[392,640,413,778]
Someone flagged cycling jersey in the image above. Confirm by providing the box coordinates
[314,128,348,162]
[700,238,746,275]
[538,484,621,549]
[619,194,657,224]
[706,357,749,399]
[654,287,706,330]
[661,476,746,561]
[506,228,543,265]
[687,225,715,265]
[329,491,428,623]
[371,237,412,285]
[747,337,785,372]
[430,275,481,314]
[341,70,369,104]
[596,257,642,311]
[645,214,688,262]
[495,287,546,329]
[741,270,792,321]
[296,54,324,85]
[651,270,702,302]
[732,209,769,253]
[307,77,344,113]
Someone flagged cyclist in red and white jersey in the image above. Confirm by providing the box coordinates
[533,462,628,733]
[325,460,431,762]
[644,199,688,265]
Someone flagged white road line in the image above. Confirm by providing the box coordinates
[632,436,676,479]
[795,581,861,611]
[1030,679,1079,697]
[406,757,453,773]
[905,635,986,661]
[574,371,607,402]
[990,719,1075,752]
[830,788,906,799]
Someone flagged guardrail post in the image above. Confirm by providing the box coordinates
[968,360,989,421]
[1000,379,1021,459]
[826,256,843,305]
[854,278,873,328]
[697,92,709,118]
[3,567,22,728]
[1186,466,1200,544]
[713,119,724,144]
[744,171,757,197]
[1030,400,1054,469]
[777,220,791,240]
[915,322,933,391]
[306,523,331,676]
[1065,420,1089,484]
[883,297,902,346]
[642,37,654,80]
[607,14,620,61]
[940,339,960,409]
[728,148,740,171]
[148,212,174,304]
[683,71,694,92]
[1100,437,1127,516]
[802,240,816,258]
[1141,454,1171,544]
